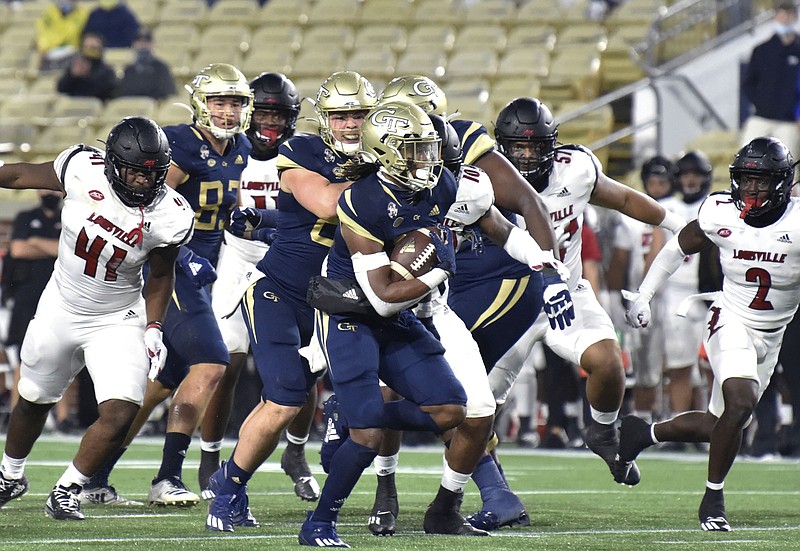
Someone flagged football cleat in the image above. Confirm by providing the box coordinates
[466,488,530,531]
[368,475,399,536]
[148,477,200,507]
[199,456,220,501]
[424,491,489,536]
[0,472,28,508]
[700,515,731,532]
[78,484,142,506]
[585,420,639,485]
[613,415,655,485]
[281,445,321,502]
[298,510,350,548]
[320,395,349,474]
[699,489,730,531]
[45,484,85,520]
[207,462,259,527]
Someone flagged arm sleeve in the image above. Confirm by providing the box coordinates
[637,235,687,300]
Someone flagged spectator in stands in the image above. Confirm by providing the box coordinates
[36,0,90,73]
[741,3,800,157]
[56,32,118,101]
[117,28,175,100]
[82,0,140,49]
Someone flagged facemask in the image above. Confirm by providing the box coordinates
[775,22,797,37]
[40,195,62,211]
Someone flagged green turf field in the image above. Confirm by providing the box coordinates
[0,435,798,550]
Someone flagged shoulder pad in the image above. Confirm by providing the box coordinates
[446,165,494,226]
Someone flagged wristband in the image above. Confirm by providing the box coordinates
[146,321,163,331]
[417,268,449,290]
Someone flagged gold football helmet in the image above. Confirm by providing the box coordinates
[313,70,378,156]
[379,75,448,116]
[186,63,253,140]
[360,101,443,191]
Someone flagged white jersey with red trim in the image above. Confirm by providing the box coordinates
[660,195,705,290]
[700,192,800,330]
[223,156,279,264]
[539,144,600,289]
[52,145,194,315]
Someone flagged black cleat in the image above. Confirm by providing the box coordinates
[423,488,489,536]
[368,476,399,536]
[613,415,656,485]
[281,444,320,502]
[45,484,85,520]
[199,454,220,501]
[0,472,28,508]
[699,489,730,532]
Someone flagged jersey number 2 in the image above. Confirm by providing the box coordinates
[75,228,127,281]
[746,267,774,310]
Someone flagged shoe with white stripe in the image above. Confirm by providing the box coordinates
[148,477,200,507]
[700,515,731,532]
[45,484,85,520]
[0,472,28,508]
[299,511,350,548]
[79,484,142,506]
[207,462,259,527]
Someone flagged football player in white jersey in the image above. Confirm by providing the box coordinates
[656,151,715,420]
[618,137,800,532]
[486,98,686,488]
[0,117,194,520]
[202,71,321,503]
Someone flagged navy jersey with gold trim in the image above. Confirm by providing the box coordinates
[256,133,349,304]
[327,169,459,282]
[165,124,251,266]
[449,121,529,287]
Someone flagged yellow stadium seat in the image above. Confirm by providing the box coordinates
[202,0,261,27]
[201,25,251,56]
[411,0,465,27]
[305,0,360,26]
[359,0,414,26]
[353,24,408,54]
[506,24,557,52]
[29,125,92,158]
[153,23,201,57]
[490,77,542,115]
[159,0,207,25]
[394,50,447,81]
[445,51,498,81]
[496,48,550,80]
[257,0,310,26]
[98,97,158,128]
[239,49,294,81]
[47,96,104,127]
[452,25,507,53]
[126,0,161,28]
[290,49,346,79]
[249,25,303,54]
[557,23,608,52]
[346,47,396,82]
[191,49,244,75]
[154,100,193,128]
[463,0,516,24]
[301,25,356,56]
[406,24,456,53]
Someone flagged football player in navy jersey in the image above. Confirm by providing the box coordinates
[365,75,566,533]
[202,72,321,504]
[80,63,254,508]
[204,71,378,532]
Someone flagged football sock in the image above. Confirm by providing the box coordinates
[1,453,27,480]
[313,439,377,524]
[590,406,619,425]
[219,457,252,495]
[383,400,441,433]
[56,462,90,489]
[286,432,309,446]
[472,454,509,501]
[89,446,127,487]
[156,432,191,481]
[706,480,724,491]
[441,463,471,494]
[374,453,398,477]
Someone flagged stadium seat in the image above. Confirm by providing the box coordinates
[240,49,294,81]
[305,0,360,26]
[406,24,456,54]
[154,100,193,128]
[126,0,161,28]
[359,0,414,26]
[301,25,356,56]
[249,26,303,54]
[506,24,557,52]
[6,0,47,27]
[0,76,27,96]
[445,51,498,81]
[452,25,507,53]
[411,0,465,27]
[192,48,244,75]
[395,50,447,81]
[557,23,608,52]
[158,0,207,25]
[202,0,262,27]
[444,78,490,119]
[540,45,602,102]
[257,0,310,26]
[346,47,396,82]
[153,23,201,57]
[20,76,59,99]
[463,0,517,25]
[353,24,408,55]
[201,25,251,56]
[98,97,158,129]
[151,49,194,82]
[291,77,325,100]
[29,125,92,158]
[490,77,542,115]
[296,96,319,135]
[47,96,104,127]
[104,48,134,76]
[290,49,346,79]
[495,48,551,81]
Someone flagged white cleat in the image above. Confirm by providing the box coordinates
[79,484,143,506]
[148,477,200,508]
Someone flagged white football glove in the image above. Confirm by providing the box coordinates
[621,289,651,329]
[144,323,167,381]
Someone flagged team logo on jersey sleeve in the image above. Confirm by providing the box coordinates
[89,190,105,201]
[200,145,210,160]
[387,202,398,219]
[717,228,731,237]
[324,149,336,163]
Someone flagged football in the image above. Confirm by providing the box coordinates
[389,227,444,281]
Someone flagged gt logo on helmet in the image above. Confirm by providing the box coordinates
[369,108,409,132]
